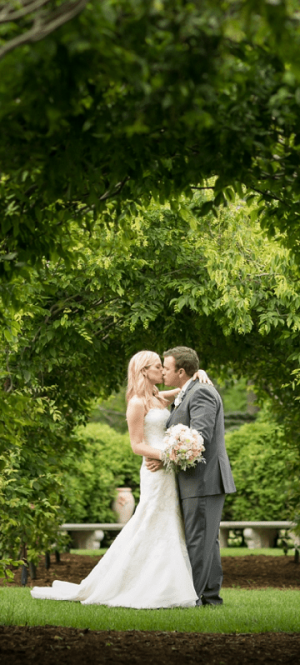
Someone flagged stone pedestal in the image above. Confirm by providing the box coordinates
[243,527,278,549]
[70,529,104,550]
[219,527,230,548]
[289,531,300,547]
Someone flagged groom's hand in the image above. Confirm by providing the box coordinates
[146,457,163,472]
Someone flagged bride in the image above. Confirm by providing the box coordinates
[31,350,207,608]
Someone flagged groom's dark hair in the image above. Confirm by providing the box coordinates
[163,346,199,376]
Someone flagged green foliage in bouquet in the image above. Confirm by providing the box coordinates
[224,412,297,521]
[63,423,141,524]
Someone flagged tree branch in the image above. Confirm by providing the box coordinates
[0,0,88,62]
[191,186,215,191]
[0,1,52,23]
[250,187,285,204]
[77,177,131,217]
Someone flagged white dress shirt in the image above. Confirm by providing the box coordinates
[174,378,193,407]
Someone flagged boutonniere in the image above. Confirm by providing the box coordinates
[174,390,184,408]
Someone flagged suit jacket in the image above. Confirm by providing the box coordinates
[166,380,236,499]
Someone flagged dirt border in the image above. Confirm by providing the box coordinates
[1,627,300,665]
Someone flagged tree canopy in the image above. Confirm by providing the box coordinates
[3,193,300,435]
[2,0,300,282]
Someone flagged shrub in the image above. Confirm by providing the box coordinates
[224,414,296,521]
[63,423,141,523]
[0,447,67,567]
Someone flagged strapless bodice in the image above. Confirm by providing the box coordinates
[144,408,169,450]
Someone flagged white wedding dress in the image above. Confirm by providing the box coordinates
[30,408,197,608]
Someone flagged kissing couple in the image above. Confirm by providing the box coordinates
[31,346,236,608]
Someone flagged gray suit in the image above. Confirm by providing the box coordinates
[166,380,236,605]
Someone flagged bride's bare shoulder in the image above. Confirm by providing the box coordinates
[127,396,144,414]
[128,395,143,406]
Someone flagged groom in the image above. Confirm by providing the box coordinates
[147,346,236,606]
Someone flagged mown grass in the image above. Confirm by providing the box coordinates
[0,588,299,633]
[71,549,108,556]
[221,548,293,557]
[70,547,292,557]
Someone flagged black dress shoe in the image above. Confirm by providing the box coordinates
[202,596,223,606]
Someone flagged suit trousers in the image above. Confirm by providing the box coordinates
[181,493,225,605]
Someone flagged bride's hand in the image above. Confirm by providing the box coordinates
[193,369,213,385]
[146,457,163,473]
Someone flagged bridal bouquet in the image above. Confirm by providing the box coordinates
[161,424,206,473]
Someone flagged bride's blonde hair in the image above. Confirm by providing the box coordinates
[126,350,166,414]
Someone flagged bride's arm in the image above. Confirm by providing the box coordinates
[158,388,180,404]
[158,370,213,405]
[126,397,163,460]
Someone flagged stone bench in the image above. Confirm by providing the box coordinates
[59,523,125,550]
[60,521,300,551]
[219,521,299,549]
[22,519,299,587]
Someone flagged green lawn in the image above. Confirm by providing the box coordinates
[70,549,108,556]
[221,548,293,557]
[70,547,293,557]
[0,588,299,633]
[1,549,298,634]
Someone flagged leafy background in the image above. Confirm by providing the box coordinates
[1,1,300,570]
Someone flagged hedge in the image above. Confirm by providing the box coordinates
[63,413,296,526]
[63,423,141,523]
[223,414,296,521]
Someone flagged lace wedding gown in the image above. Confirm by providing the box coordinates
[30,408,197,608]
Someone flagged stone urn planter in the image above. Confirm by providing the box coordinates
[112,487,135,524]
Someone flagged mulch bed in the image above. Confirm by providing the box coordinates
[1,627,300,665]
[2,551,300,589]
[1,554,300,664]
